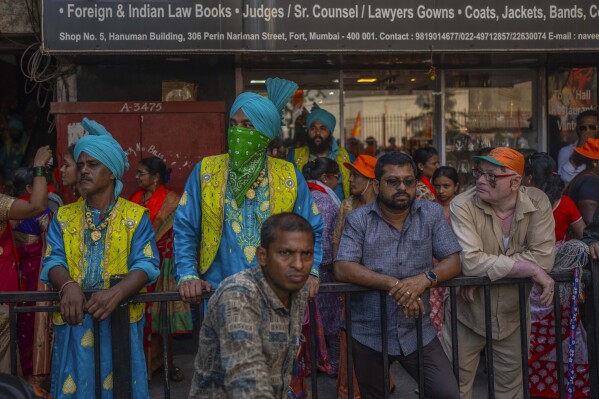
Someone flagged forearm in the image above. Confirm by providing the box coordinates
[108,270,148,303]
[505,260,542,279]
[48,266,74,290]
[334,260,394,290]
[432,253,461,283]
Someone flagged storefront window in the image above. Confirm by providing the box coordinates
[342,70,435,156]
[444,69,536,184]
[547,67,597,162]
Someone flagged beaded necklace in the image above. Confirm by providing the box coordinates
[85,205,110,242]
[245,168,267,200]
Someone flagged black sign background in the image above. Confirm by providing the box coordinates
[42,0,599,53]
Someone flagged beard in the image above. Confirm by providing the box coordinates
[308,134,333,154]
[380,190,413,211]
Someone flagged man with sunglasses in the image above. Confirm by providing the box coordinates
[442,147,555,399]
[558,109,599,183]
[334,152,461,399]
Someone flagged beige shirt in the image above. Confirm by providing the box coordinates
[449,186,555,339]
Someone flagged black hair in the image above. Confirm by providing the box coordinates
[260,213,315,249]
[576,109,599,125]
[139,156,171,184]
[302,157,339,180]
[413,147,438,177]
[413,147,438,165]
[374,151,417,180]
[67,143,76,159]
[432,166,459,186]
[9,167,34,197]
[524,152,563,205]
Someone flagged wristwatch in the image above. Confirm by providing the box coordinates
[424,270,438,288]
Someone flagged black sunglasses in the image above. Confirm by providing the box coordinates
[578,124,598,131]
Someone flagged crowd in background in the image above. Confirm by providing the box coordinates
[1,102,599,399]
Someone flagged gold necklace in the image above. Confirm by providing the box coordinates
[85,206,110,242]
[245,169,267,200]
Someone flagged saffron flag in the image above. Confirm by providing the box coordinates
[351,112,361,137]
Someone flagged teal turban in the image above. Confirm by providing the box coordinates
[307,104,336,134]
[229,77,298,141]
[74,118,129,200]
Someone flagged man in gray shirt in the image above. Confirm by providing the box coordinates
[335,152,461,399]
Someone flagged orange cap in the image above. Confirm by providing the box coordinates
[343,155,377,179]
[472,147,525,175]
[574,137,599,160]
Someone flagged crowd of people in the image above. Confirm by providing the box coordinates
[0,77,599,399]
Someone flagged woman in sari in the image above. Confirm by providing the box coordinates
[130,156,192,382]
[0,146,52,374]
[413,147,440,200]
[10,168,53,385]
[525,153,589,397]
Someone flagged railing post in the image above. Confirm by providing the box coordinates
[380,291,389,399]
[161,301,171,399]
[309,300,318,399]
[110,275,131,399]
[587,259,599,395]
[416,317,424,399]
[518,282,530,399]
[9,303,17,375]
[483,284,495,399]
[345,293,354,399]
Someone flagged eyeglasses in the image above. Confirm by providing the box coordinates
[472,169,514,185]
[135,171,150,177]
[578,124,598,132]
[381,177,417,189]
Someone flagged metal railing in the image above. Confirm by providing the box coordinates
[1,266,597,399]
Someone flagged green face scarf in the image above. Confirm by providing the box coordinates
[228,126,271,205]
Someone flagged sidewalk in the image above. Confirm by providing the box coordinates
[149,336,490,398]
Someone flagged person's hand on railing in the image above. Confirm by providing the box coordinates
[459,286,477,303]
[589,242,599,260]
[60,282,86,326]
[85,288,125,321]
[306,275,320,299]
[402,296,426,319]
[531,267,555,307]
[178,279,212,303]
[388,274,429,309]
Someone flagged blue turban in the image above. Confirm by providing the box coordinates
[74,118,129,200]
[229,78,298,140]
[307,104,336,134]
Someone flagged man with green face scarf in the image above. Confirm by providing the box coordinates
[174,78,324,302]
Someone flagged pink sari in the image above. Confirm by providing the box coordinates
[12,209,51,386]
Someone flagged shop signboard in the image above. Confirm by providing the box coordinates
[42,0,599,53]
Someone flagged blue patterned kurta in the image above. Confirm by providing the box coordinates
[173,160,324,288]
[41,202,160,399]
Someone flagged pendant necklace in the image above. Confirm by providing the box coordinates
[85,206,110,242]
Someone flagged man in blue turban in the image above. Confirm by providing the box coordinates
[174,78,324,306]
[41,118,159,398]
[287,104,354,200]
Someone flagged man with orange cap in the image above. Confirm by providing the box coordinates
[442,147,556,399]
[567,137,599,224]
